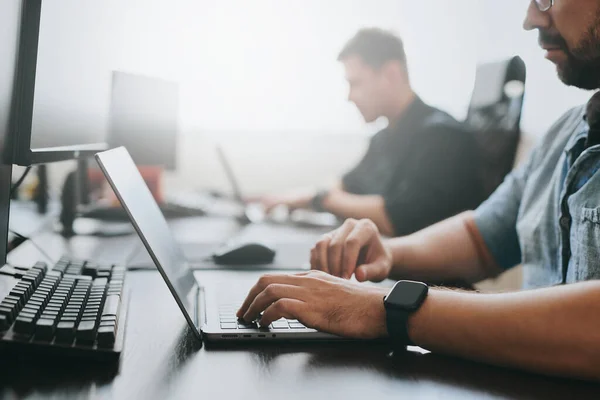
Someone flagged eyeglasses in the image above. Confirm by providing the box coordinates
[534,0,554,12]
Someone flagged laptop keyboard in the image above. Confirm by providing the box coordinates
[218,303,307,330]
[0,257,127,360]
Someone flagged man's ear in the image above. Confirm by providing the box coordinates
[380,60,407,84]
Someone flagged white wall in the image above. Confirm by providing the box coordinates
[29,1,595,194]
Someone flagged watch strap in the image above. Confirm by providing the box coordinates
[311,189,329,212]
[385,302,414,346]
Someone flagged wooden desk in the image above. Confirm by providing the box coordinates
[2,224,599,399]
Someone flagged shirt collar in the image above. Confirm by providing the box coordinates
[388,96,429,133]
[565,113,590,154]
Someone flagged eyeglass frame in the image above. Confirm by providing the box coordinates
[535,0,554,12]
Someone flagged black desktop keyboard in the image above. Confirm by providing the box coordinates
[0,257,127,361]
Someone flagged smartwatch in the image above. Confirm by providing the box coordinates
[310,189,329,212]
[383,280,428,346]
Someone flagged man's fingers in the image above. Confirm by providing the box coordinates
[242,284,306,322]
[236,274,316,318]
[309,247,318,270]
[259,298,307,327]
[355,259,388,282]
[342,219,379,279]
[313,234,332,274]
[327,221,355,277]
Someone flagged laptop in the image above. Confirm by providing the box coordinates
[216,145,340,228]
[95,147,341,342]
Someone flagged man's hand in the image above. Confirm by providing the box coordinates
[259,188,316,213]
[236,271,389,339]
[311,218,393,282]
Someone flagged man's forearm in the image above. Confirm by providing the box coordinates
[322,190,395,236]
[386,211,501,284]
[408,281,600,381]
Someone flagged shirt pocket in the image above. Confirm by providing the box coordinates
[574,207,600,281]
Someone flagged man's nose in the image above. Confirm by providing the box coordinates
[523,0,552,31]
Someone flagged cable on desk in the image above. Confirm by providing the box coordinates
[10,166,32,197]
[9,229,56,264]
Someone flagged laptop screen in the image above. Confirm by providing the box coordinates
[95,147,200,332]
[216,145,243,202]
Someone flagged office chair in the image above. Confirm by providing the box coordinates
[466,56,527,198]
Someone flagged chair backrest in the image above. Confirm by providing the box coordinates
[466,56,526,198]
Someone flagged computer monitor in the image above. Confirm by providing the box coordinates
[0,0,23,264]
[107,71,179,170]
[6,0,107,166]
[0,0,106,263]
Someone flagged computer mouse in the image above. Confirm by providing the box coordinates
[212,241,276,265]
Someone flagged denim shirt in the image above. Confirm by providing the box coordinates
[474,105,600,289]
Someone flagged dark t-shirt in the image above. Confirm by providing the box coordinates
[342,97,484,236]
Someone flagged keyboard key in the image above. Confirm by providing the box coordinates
[23,306,40,317]
[53,259,69,273]
[46,270,62,278]
[13,316,35,334]
[97,325,116,347]
[41,310,59,317]
[35,318,56,339]
[21,275,37,286]
[100,315,117,324]
[220,323,237,329]
[4,295,22,309]
[289,322,306,329]
[0,306,14,321]
[3,297,19,307]
[102,295,120,318]
[76,320,97,341]
[10,288,27,300]
[82,262,99,278]
[27,300,43,308]
[1,299,18,311]
[62,311,79,318]
[93,277,108,287]
[0,314,9,330]
[238,323,258,329]
[271,320,289,329]
[56,321,76,341]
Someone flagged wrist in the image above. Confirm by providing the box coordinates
[311,189,331,211]
[407,288,444,348]
[387,237,411,278]
[384,280,429,346]
[372,287,390,338]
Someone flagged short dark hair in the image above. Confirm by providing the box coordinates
[337,28,407,70]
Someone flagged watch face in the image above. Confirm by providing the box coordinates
[385,281,428,310]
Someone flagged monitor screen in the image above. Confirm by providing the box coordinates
[107,71,179,170]
[8,0,106,166]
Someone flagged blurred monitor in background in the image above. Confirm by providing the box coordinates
[86,71,179,202]
[257,28,485,237]
[80,72,197,224]
[108,71,178,170]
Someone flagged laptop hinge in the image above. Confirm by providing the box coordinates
[196,285,207,330]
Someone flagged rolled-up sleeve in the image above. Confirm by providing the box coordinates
[474,160,530,270]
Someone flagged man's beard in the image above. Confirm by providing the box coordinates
[540,19,600,90]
